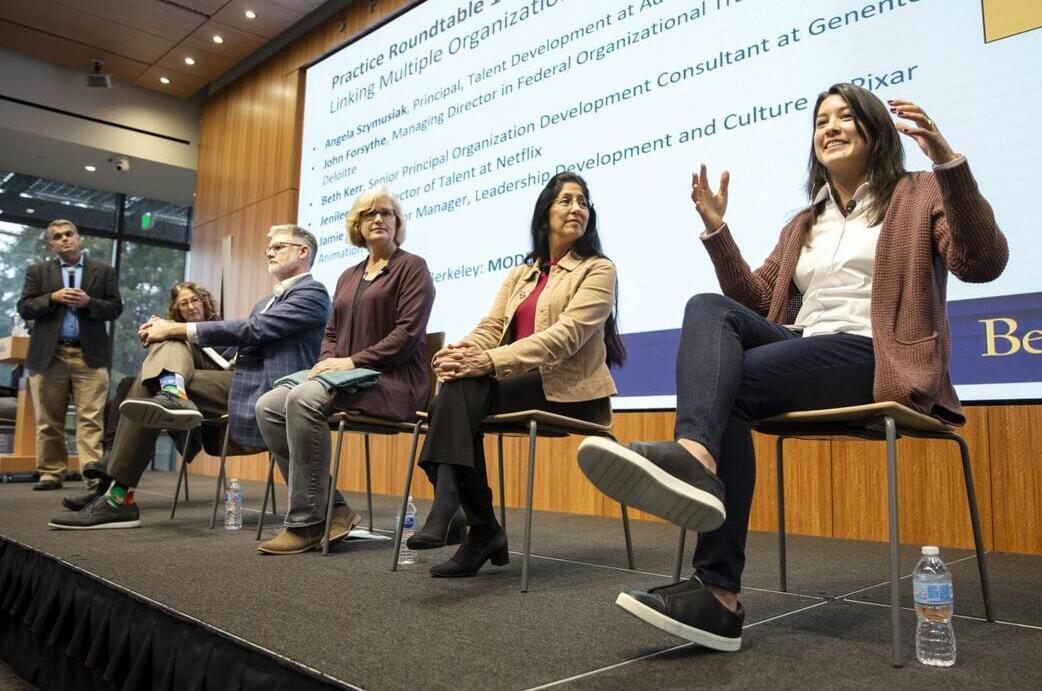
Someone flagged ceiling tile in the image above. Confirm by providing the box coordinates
[51,0,205,41]
[0,21,150,82]
[268,0,328,12]
[135,64,210,97]
[211,0,305,40]
[181,19,266,61]
[0,1,177,63]
[156,44,238,78]
[174,0,233,14]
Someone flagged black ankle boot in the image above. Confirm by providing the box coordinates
[407,505,466,549]
[429,527,509,578]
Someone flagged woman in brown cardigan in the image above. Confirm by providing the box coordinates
[578,83,1008,651]
[255,185,435,554]
[409,171,626,577]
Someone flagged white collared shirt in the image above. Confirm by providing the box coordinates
[793,183,880,338]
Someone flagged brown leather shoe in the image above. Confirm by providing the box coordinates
[328,506,360,545]
[257,524,325,555]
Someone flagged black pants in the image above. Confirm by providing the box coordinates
[419,371,611,526]
[675,294,876,593]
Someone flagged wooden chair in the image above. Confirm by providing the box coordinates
[392,409,636,593]
[255,333,445,551]
[671,401,994,666]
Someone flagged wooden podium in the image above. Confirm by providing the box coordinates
[0,336,79,473]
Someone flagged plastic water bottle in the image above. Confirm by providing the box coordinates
[914,545,956,666]
[397,496,418,565]
[11,314,28,337]
[224,478,243,530]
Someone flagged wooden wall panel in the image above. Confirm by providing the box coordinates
[988,405,1042,554]
[748,435,833,537]
[186,0,1042,556]
[830,407,992,550]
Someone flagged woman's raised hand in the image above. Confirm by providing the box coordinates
[690,163,729,233]
[889,99,959,166]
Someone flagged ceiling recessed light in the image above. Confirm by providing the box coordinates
[84,165,96,172]
[184,57,195,65]
[244,10,257,19]
[212,35,224,44]
[26,208,35,214]
[160,76,171,84]
[19,192,31,199]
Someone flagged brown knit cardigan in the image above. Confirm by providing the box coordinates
[701,161,1008,425]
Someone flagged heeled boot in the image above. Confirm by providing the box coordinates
[430,470,508,577]
[407,463,467,549]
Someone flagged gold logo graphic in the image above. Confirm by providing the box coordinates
[983,0,1042,42]
[980,317,1042,356]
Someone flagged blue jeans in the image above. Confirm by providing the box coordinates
[675,294,875,593]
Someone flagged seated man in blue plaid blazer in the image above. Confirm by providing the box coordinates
[49,224,331,530]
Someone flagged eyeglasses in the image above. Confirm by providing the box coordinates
[360,208,396,222]
[177,296,202,308]
[554,195,589,210]
[265,242,304,256]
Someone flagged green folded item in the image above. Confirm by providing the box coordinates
[274,367,380,393]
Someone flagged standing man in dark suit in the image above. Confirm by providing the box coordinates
[49,224,331,529]
[17,220,123,492]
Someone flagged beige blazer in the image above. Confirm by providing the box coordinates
[465,251,618,402]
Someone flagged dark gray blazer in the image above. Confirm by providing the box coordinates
[17,257,123,371]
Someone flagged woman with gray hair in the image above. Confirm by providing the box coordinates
[255,185,435,554]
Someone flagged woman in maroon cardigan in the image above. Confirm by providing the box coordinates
[578,83,1008,650]
[255,185,435,554]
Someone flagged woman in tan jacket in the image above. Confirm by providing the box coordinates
[578,83,1007,651]
[410,171,626,577]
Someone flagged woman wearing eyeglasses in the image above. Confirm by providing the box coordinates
[255,185,435,554]
[410,171,626,577]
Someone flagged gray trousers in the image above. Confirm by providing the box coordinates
[255,380,348,527]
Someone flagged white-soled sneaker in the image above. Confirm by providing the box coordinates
[616,577,743,652]
[578,438,726,532]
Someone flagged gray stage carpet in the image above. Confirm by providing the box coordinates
[1,471,1040,690]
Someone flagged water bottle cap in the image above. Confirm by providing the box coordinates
[922,545,939,556]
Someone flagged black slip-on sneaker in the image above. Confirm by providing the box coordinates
[616,577,744,652]
[119,392,202,430]
[48,496,141,530]
[577,438,726,532]
[80,458,111,482]
[62,480,111,512]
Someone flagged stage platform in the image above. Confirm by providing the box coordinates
[2,471,1041,690]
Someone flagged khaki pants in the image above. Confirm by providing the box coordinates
[107,340,234,488]
[28,344,108,484]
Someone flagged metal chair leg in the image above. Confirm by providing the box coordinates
[267,457,278,515]
[520,419,538,593]
[257,454,276,540]
[497,434,507,531]
[209,425,232,529]
[951,433,995,622]
[391,421,422,571]
[322,419,346,556]
[171,428,194,519]
[777,435,788,592]
[364,434,373,533]
[884,416,903,668]
[672,526,686,583]
[620,503,635,570]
